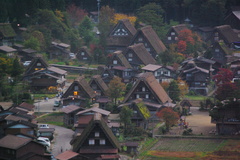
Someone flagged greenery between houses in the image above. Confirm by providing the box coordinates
[36,112,64,127]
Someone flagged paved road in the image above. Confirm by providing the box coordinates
[166,107,216,135]
[34,97,62,113]
[49,124,74,156]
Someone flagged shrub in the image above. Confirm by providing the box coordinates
[158,125,167,135]
[182,128,193,135]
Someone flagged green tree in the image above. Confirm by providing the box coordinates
[168,80,180,102]
[79,16,94,46]
[24,36,40,51]
[98,6,115,49]
[11,57,24,81]
[119,106,133,130]
[136,3,165,38]
[106,77,126,105]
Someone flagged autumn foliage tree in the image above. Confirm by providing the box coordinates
[66,4,88,27]
[106,77,126,105]
[111,13,136,25]
[177,29,203,56]
[156,107,180,131]
[213,68,238,100]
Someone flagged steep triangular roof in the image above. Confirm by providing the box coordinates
[132,99,150,120]
[25,56,49,75]
[126,43,156,65]
[215,25,240,44]
[109,19,137,37]
[78,46,92,56]
[107,19,137,47]
[111,50,132,68]
[131,25,167,54]
[62,76,95,99]
[169,24,188,35]
[89,75,109,94]
[72,113,120,152]
[123,72,171,104]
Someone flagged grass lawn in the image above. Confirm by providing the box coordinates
[36,112,64,127]
[139,138,240,160]
[184,95,213,101]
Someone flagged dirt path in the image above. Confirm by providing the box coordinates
[167,107,216,136]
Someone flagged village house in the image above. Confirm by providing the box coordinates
[89,75,110,109]
[74,106,110,135]
[122,72,173,118]
[210,100,240,135]
[0,45,17,58]
[195,26,214,41]
[61,105,85,127]
[48,41,71,59]
[130,25,167,59]
[106,19,137,53]
[141,64,177,83]
[71,113,121,160]
[119,98,150,129]
[0,134,51,160]
[0,23,16,46]
[124,43,156,70]
[24,56,67,91]
[55,150,88,160]
[18,48,37,62]
[179,60,210,95]
[61,76,96,107]
[107,50,134,83]
[97,66,115,85]
[76,46,92,62]
[224,6,240,30]
[165,24,188,44]
[3,120,38,139]
[206,25,240,49]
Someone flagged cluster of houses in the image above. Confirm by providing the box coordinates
[0,102,55,159]
[0,6,240,160]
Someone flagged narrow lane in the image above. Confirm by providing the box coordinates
[49,124,74,156]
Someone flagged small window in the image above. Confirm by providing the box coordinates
[144,43,148,47]
[146,48,150,52]
[113,60,117,64]
[37,63,41,66]
[175,37,178,41]
[95,132,99,137]
[171,32,175,36]
[142,87,145,91]
[89,139,95,145]
[81,52,85,55]
[128,58,132,62]
[168,37,171,40]
[136,94,140,98]
[100,139,106,145]
[138,37,143,41]
[215,48,219,52]
[74,86,78,90]
[128,53,133,57]
[145,94,149,99]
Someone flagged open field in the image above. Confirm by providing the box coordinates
[139,138,240,160]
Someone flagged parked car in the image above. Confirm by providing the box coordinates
[54,100,61,107]
[38,124,49,128]
[23,61,31,66]
[69,53,75,59]
[37,138,51,148]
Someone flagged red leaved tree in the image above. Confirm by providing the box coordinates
[177,40,187,53]
[178,29,195,45]
[66,4,88,27]
[156,107,179,131]
[213,68,237,100]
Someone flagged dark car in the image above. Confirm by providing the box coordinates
[54,100,61,107]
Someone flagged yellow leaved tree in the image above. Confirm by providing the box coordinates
[111,13,136,25]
